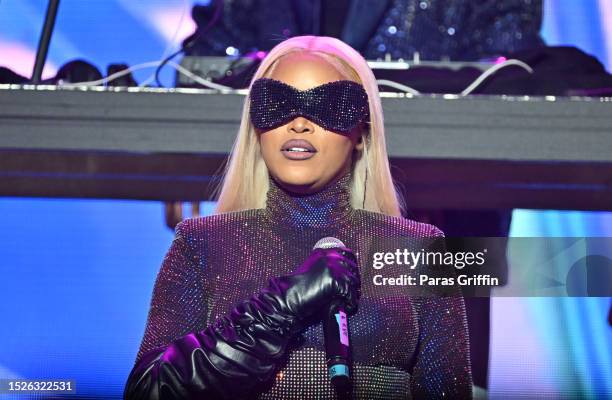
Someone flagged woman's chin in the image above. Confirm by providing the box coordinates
[271,171,325,194]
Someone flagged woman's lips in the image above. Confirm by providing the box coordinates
[281,148,317,160]
[281,138,317,160]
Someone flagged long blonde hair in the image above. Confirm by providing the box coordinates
[213,35,404,217]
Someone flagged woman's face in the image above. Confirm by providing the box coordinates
[257,53,364,195]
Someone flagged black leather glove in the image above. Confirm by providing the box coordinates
[124,247,360,400]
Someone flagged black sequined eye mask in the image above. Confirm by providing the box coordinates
[249,78,370,134]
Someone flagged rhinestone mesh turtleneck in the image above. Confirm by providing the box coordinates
[130,173,473,399]
[264,172,354,229]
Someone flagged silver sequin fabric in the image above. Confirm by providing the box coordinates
[134,172,472,399]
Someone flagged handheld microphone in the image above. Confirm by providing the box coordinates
[313,237,353,396]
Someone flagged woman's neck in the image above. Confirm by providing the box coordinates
[264,172,354,229]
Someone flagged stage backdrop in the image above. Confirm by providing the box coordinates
[1,1,611,399]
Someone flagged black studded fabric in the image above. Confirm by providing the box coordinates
[249,78,370,134]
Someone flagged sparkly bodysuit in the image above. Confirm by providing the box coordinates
[130,172,472,399]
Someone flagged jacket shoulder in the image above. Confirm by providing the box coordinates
[355,209,445,238]
[174,209,263,241]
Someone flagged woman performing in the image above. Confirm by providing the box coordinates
[124,35,472,399]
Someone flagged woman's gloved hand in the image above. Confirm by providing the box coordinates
[124,246,360,400]
[275,246,361,322]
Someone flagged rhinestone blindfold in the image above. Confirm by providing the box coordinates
[249,78,370,134]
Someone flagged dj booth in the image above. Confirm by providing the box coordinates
[1,85,611,211]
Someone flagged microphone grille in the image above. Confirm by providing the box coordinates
[313,237,345,250]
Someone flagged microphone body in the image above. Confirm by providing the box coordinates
[323,300,351,388]
[313,237,354,396]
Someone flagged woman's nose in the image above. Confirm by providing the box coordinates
[288,117,313,133]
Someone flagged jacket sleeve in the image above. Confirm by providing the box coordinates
[123,220,297,400]
[409,226,473,399]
